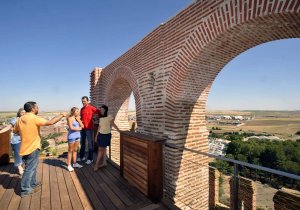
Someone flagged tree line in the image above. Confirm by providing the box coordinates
[210,132,300,190]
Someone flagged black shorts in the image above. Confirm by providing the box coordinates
[97,133,111,147]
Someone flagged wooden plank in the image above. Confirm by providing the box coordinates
[123,169,148,195]
[49,159,62,210]
[69,171,93,210]
[77,164,108,209]
[83,165,117,209]
[119,201,152,210]
[123,145,147,158]
[123,158,148,178]
[123,146,148,164]
[96,167,133,207]
[124,155,147,171]
[61,159,84,210]
[147,142,163,202]
[0,164,15,201]
[0,174,20,210]
[139,204,163,210]
[56,159,74,210]
[123,137,148,148]
[105,164,148,202]
[29,160,43,210]
[40,159,51,210]
[18,194,31,210]
[0,131,11,165]
[6,181,21,210]
[102,167,142,203]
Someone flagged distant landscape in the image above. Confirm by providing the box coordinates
[2,110,300,140]
[206,110,300,140]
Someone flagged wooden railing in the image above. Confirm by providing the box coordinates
[0,129,10,165]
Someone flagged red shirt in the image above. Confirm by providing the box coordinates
[80,104,101,129]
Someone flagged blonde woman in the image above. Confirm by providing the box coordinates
[0,108,26,176]
[67,107,84,171]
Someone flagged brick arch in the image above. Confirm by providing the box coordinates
[91,0,300,209]
[164,1,300,209]
[97,66,142,165]
[104,66,142,130]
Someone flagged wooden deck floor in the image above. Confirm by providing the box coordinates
[0,157,168,210]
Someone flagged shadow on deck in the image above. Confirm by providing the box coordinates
[0,157,168,210]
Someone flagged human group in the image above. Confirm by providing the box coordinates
[0,96,120,197]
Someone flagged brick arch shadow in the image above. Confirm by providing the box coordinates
[102,66,142,164]
[163,3,300,209]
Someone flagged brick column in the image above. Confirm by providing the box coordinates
[230,176,256,210]
[90,67,102,107]
[273,188,300,210]
[209,168,220,209]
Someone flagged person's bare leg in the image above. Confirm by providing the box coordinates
[73,141,80,164]
[67,143,74,166]
[103,147,107,166]
[99,147,107,168]
[18,164,24,176]
[94,147,103,171]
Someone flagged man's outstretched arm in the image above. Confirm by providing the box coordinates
[44,112,67,126]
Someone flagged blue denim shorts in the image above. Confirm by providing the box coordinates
[68,138,80,144]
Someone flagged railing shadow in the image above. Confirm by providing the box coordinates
[0,163,22,196]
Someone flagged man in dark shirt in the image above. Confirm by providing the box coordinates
[78,96,100,164]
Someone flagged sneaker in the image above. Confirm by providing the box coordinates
[67,165,74,172]
[77,157,85,162]
[32,185,42,193]
[73,163,83,168]
[21,185,41,198]
[85,160,93,165]
[32,182,42,189]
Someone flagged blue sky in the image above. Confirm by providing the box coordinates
[0,0,299,111]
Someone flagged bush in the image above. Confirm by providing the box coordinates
[41,138,49,149]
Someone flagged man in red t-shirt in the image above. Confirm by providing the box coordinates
[78,96,100,164]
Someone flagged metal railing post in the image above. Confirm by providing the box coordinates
[233,163,239,210]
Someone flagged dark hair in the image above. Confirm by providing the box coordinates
[24,101,37,112]
[17,108,25,117]
[101,105,108,117]
[81,96,89,101]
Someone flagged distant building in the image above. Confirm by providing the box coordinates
[222,115,232,120]
[208,138,230,156]
[233,116,243,120]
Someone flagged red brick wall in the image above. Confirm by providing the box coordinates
[274,188,300,210]
[230,177,257,210]
[209,168,220,209]
[90,0,300,208]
